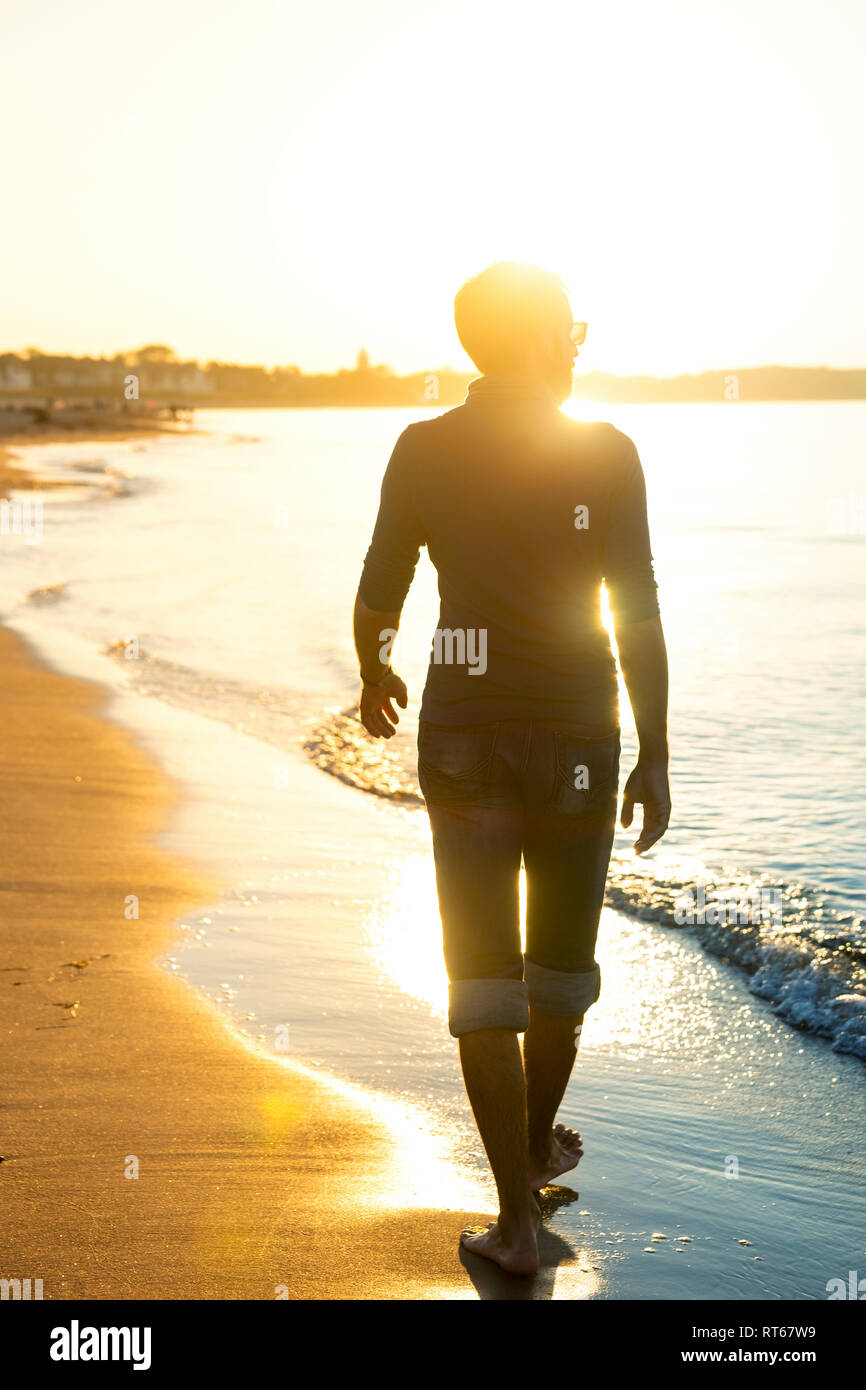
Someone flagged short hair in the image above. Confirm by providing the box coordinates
[454,261,570,375]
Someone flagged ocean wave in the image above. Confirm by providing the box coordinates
[606,861,866,1059]
[103,648,423,806]
[302,705,422,805]
[27,582,68,605]
[20,453,141,501]
[102,641,307,738]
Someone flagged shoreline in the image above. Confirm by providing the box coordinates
[0,621,491,1300]
[0,422,196,501]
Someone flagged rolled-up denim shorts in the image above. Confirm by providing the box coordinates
[417,717,620,1038]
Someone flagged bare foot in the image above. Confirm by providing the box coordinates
[460,1216,540,1275]
[529,1124,583,1191]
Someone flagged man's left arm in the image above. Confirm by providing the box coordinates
[603,436,671,853]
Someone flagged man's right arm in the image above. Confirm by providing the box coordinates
[354,426,425,739]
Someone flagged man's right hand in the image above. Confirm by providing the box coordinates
[358,669,408,740]
[620,756,671,855]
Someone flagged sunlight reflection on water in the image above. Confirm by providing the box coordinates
[360,844,786,1075]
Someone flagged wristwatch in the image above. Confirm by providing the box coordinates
[360,664,392,686]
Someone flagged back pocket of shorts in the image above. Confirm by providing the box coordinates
[551,729,620,816]
[418,722,499,804]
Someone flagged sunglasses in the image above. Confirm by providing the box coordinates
[569,321,588,346]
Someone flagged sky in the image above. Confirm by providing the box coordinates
[1,0,864,376]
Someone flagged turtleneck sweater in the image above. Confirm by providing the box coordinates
[358,374,659,726]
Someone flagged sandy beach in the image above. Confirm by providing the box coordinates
[0,620,499,1301]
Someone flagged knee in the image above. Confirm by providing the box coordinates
[524,959,601,1017]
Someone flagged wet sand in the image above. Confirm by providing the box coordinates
[1,446,79,500]
[0,623,490,1300]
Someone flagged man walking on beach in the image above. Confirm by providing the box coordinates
[353,262,670,1275]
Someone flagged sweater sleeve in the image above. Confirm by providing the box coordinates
[357,427,426,611]
[602,437,660,625]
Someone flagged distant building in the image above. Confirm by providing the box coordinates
[137,362,216,395]
[0,356,33,392]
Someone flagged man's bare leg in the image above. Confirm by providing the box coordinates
[524,1009,585,1191]
[457,1028,540,1275]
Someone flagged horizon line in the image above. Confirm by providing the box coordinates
[3,348,866,383]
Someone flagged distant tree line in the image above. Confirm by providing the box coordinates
[1,345,864,407]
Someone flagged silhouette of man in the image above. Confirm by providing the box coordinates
[354,262,670,1274]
